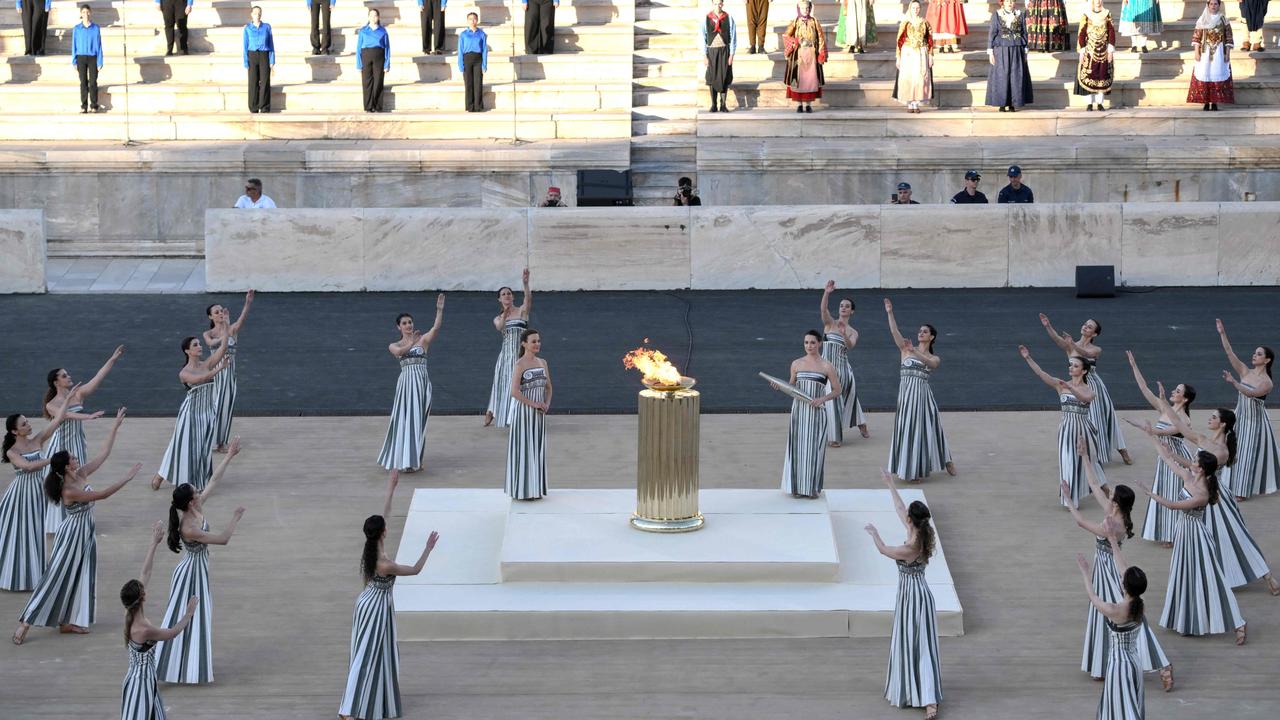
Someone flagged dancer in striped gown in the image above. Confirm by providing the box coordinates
[378,294,445,472]
[486,269,532,429]
[203,289,254,454]
[506,329,551,500]
[1138,436,1247,644]
[1019,345,1106,507]
[775,330,840,498]
[155,440,245,685]
[1075,546,1148,720]
[1216,318,1278,499]
[13,453,141,644]
[1,396,74,592]
[1123,351,1193,545]
[43,346,122,534]
[151,336,231,491]
[341,471,440,720]
[820,281,869,446]
[120,521,199,720]
[1040,314,1132,464]
[865,470,941,720]
[885,298,955,481]
[1063,437,1173,689]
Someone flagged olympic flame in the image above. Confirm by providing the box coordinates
[623,341,683,387]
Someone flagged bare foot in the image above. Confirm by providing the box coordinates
[1119,449,1133,465]
[12,623,29,645]
[58,624,89,635]
[401,467,421,474]
[150,474,164,491]
[483,412,494,427]
[1159,542,1174,549]
[945,462,957,476]
[1235,624,1247,645]
[924,704,938,720]
[859,425,870,438]
[828,441,841,448]
[1265,574,1279,596]
[1160,665,1174,692]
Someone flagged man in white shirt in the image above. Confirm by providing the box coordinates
[234,178,277,208]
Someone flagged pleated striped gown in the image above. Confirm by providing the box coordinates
[377,347,432,472]
[121,639,167,720]
[339,574,401,720]
[783,371,829,498]
[156,382,217,490]
[884,558,942,709]
[1230,385,1279,498]
[1097,619,1144,720]
[1206,466,1272,588]
[486,318,527,429]
[1159,489,1245,636]
[505,367,548,500]
[1082,536,1169,679]
[155,524,213,684]
[1088,371,1128,464]
[1141,424,1190,543]
[0,450,47,591]
[820,333,866,444]
[887,358,951,482]
[210,336,237,450]
[43,405,86,534]
[19,494,96,628]
[1058,393,1108,508]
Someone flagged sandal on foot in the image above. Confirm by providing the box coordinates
[1265,575,1280,596]
[1235,624,1247,646]
[945,462,957,476]
[859,427,870,439]
[1160,666,1174,692]
[924,705,939,720]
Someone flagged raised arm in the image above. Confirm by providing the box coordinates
[884,298,908,349]
[1077,554,1129,622]
[1077,434,1111,513]
[864,523,920,562]
[185,507,246,546]
[1039,313,1074,354]
[820,281,836,328]
[63,462,141,503]
[383,530,440,577]
[181,355,228,385]
[143,596,200,642]
[139,521,165,588]
[32,386,78,445]
[1019,345,1063,388]
[81,407,126,476]
[1216,318,1249,376]
[198,436,239,502]
[1224,368,1273,398]
[78,345,124,398]
[228,289,255,335]
[518,268,532,317]
[382,469,399,520]
[420,294,446,346]
[5,448,51,472]
[882,470,911,528]
[1125,351,1162,411]
[1153,385,1204,445]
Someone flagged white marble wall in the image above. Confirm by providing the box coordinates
[0,210,46,293]
[206,203,1280,291]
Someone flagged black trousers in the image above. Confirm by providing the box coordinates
[160,0,189,53]
[463,51,483,111]
[76,55,99,109]
[421,0,445,52]
[246,50,271,112]
[524,0,555,54]
[21,1,49,55]
[361,48,386,112]
[310,1,331,52]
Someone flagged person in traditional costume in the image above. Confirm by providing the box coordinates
[1119,0,1162,52]
[986,0,1033,111]
[894,1,934,113]
[1074,0,1115,110]
[1028,0,1069,51]
[1240,0,1268,50]
[924,0,966,52]
[1187,0,1233,110]
[783,1,826,113]
[700,0,737,112]
[837,0,876,53]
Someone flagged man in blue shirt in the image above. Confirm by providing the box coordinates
[523,0,559,54]
[71,5,103,113]
[243,6,275,113]
[458,12,488,112]
[17,0,52,56]
[308,0,334,55]
[356,9,391,112]
[420,0,447,54]
[997,165,1035,204]
[156,0,194,55]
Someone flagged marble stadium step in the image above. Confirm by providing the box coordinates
[630,112,695,135]
[694,106,1280,137]
[0,110,631,139]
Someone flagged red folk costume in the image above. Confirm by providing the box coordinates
[1187,7,1234,104]
[925,0,968,50]
[784,12,827,102]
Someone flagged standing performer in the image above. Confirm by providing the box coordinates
[1027,0,1069,51]
[17,0,51,55]
[1123,352,1192,546]
[1018,345,1106,507]
[13,452,142,644]
[1216,318,1276,497]
[1139,439,1247,644]
[243,8,275,113]
[837,0,876,53]
[1075,547,1148,719]
[72,5,104,113]
[1188,0,1233,110]
[1241,0,1268,50]
[203,290,254,454]
[701,0,737,113]
[340,471,440,720]
[1039,314,1131,464]
[486,270,531,428]
[1119,0,1162,52]
[309,0,334,54]
[155,441,245,685]
[151,337,230,491]
[783,1,827,113]
[820,281,869,445]
[378,295,445,473]
[772,331,840,498]
[357,9,391,113]
[986,0,1033,111]
[506,330,551,501]
[523,0,558,55]
[865,470,941,720]
[459,12,488,112]
[156,0,192,56]
[43,346,122,532]
[1063,439,1173,689]
[885,299,955,481]
[924,0,965,52]
[419,0,446,54]
[892,1,934,114]
[1,397,74,592]
[1074,0,1115,111]
[120,522,199,720]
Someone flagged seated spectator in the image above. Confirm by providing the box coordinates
[540,186,568,207]
[234,178,277,208]
[891,182,920,204]
[951,170,988,204]
[997,165,1034,204]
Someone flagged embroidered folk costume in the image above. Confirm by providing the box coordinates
[701,7,737,112]
[893,10,934,112]
[1074,7,1115,109]
[1187,5,1234,107]
[837,0,877,53]
[784,4,827,111]
[986,7,1034,110]
[924,0,966,51]
[1027,0,1069,51]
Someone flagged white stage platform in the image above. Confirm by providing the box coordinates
[394,489,963,641]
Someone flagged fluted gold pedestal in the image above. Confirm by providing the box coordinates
[632,388,703,532]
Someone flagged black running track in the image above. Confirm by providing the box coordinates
[1,288,1276,417]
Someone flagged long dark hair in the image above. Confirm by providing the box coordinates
[922,324,937,354]
[206,303,219,329]
[43,368,63,419]
[44,451,71,503]
[1071,355,1093,382]
[168,484,196,553]
[1263,346,1275,378]
[181,336,199,366]
[1088,318,1102,336]
[517,328,540,358]
[907,501,935,561]
[361,515,386,581]
[1197,450,1221,505]
[1110,485,1136,539]
[120,579,145,643]
[2,414,20,463]
[1219,408,1238,466]
[1180,383,1196,417]
[1121,566,1146,622]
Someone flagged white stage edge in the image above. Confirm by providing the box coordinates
[394,489,963,641]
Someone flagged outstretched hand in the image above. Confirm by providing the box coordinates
[1076,553,1090,577]
[425,530,440,554]
[1222,369,1235,384]
[1018,344,1030,359]
[436,293,446,310]
[863,523,878,537]
[883,298,893,313]
[111,344,126,360]
[522,268,530,284]
[1075,433,1091,460]
[226,436,242,457]
[824,279,835,293]
[124,463,143,481]
[881,469,897,487]
[185,595,200,615]
[151,520,164,545]
[1215,318,1225,334]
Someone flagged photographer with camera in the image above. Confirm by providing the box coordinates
[673,176,703,206]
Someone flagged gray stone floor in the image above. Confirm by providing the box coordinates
[46,258,206,294]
